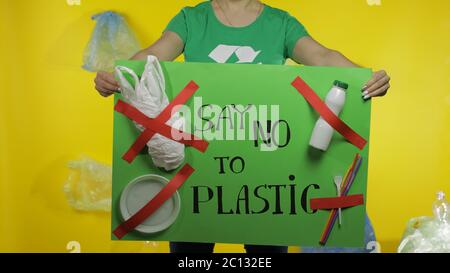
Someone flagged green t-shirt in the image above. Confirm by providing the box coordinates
[165,1,309,65]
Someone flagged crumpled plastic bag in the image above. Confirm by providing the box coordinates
[63,156,112,212]
[398,191,450,253]
[301,214,379,253]
[82,11,140,72]
[115,55,185,171]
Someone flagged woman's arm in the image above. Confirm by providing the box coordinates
[291,36,358,67]
[291,36,390,99]
[131,31,184,61]
[94,31,184,97]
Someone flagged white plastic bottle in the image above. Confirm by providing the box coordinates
[309,80,348,151]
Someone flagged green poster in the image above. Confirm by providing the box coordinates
[111,61,372,248]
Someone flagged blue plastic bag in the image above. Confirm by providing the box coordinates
[82,11,140,72]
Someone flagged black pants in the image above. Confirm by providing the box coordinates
[170,242,288,253]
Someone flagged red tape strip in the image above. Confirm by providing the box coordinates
[118,80,200,163]
[115,100,208,152]
[113,164,195,239]
[291,77,367,150]
[310,194,364,210]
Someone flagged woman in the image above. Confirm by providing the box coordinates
[94,0,390,253]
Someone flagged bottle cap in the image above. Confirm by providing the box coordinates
[333,80,349,90]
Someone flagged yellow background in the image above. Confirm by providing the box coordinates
[0,0,449,253]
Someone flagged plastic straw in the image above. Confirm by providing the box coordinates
[321,156,362,244]
[320,156,357,244]
[319,154,362,245]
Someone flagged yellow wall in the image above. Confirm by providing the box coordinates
[0,0,449,253]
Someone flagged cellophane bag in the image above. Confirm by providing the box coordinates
[398,191,450,253]
[82,11,140,72]
[63,156,112,212]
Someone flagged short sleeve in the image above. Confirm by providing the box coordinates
[164,9,188,43]
[285,14,309,58]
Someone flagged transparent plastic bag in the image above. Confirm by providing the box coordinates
[398,191,450,253]
[115,55,185,171]
[82,11,140,72]
[63,156,112,212]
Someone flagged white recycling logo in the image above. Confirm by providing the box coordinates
[208,45,261,64]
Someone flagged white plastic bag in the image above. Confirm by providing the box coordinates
[115,55,185,171]
[398,191,450,253]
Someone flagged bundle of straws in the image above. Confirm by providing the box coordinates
[319,153,363,245]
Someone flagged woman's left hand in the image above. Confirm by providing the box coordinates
[362,70,391,99]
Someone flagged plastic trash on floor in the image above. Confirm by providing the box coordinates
[115,55,185,171]
[398,191,450,253]
[82,11,140,72]
[63,156,112,212]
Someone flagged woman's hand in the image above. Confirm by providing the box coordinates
[94,71,120,97]
[93,31,184,98]
[362,70,390,99]
[291,38,391,99]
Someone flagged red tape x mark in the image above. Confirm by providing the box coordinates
[291,77,367,150]
[115,100,209,153]
[115,80,206,163]
[310,194,364,210]
[113,164,195,239]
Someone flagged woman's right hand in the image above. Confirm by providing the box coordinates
[94,71,120,97]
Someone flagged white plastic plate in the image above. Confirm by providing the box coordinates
[119,174,180,234]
